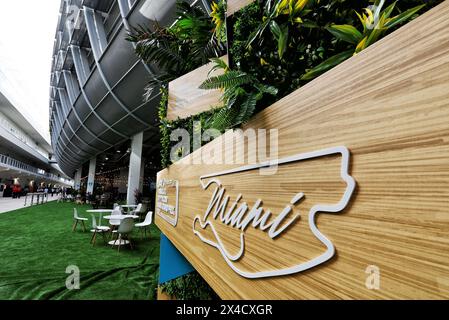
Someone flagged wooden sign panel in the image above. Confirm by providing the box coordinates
[156,2,449,299]
[167,56,228,121]
[227,0,255,16]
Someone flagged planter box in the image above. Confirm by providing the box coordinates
[227,0,254,16]
[156,1,449,299]
[166,56,228,121]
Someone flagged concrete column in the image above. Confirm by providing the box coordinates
[74,168,82,191]
[127,132,143,205]
[139,158,145,193]
[87,158,96,194]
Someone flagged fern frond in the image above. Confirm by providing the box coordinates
[199,71,254,90]
[210,107,240,131]
[208,57,229,76]
[135,38,183,70]
[255,84,278,96]
[235,93,258,125]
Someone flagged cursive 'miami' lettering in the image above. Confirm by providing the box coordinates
[202,180,304,239]
[192,146,356,279]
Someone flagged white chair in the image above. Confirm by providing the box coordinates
[72,208,88,232]
[90,215,111,246]
[111,217,135,252]
[135,211,153,239]
[109,207,122,227]
[130,203,143,218]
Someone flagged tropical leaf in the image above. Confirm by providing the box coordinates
[210,107,240,131]
[255,84,278,96]
[384,4,425,29]
[135,38,183,70]
[208,57,229,76]
[326,24,363,44]
[199,71,254,90]
[235,93,258,124]
[270,21,289,58]
[301,50,353,81]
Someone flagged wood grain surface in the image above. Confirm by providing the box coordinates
[156,1,449,299]
[227,0,255,16]
[167,56,228,121]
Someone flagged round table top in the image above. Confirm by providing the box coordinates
[86,209,114,213]
[103,215,139,220]
[120,205,138,208]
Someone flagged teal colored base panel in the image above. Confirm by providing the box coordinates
[0,202,161,300]
[159,234,194,285]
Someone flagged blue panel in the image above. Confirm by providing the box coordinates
[159,234,195,284]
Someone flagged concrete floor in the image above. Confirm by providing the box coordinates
[0,194,58,214]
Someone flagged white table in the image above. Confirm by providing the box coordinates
[86,209,114,226]
[87,209,114,213]
[103,215,139,220]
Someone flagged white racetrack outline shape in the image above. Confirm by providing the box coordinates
[192,146,356,279]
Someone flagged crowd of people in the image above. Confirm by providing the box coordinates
[1,182,72,199]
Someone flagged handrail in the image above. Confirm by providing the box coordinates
[0,153,71,185]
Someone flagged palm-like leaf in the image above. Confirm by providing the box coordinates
[199,71,254,90]
[235,93,257,124]
[128,0,226,94]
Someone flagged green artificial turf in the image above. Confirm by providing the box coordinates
[0,201,160,300]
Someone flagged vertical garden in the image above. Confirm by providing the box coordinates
[128,0,444,299]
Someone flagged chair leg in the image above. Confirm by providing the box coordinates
[117,234,122,252]
[72,220,78,232]
[109,226,116,240]
[128,235,134,250]
[81,220,87,232]
[90,231,96,244]
[92,232,95,246]
[102,231,107,243]
[113,232,119,247]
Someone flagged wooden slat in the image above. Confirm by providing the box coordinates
[156,1,449,299]
[157,287,176,300]
[227,0,255,16]
[167,56,228,121]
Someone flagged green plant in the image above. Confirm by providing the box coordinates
[231,0,441,105]
[302,0,426,80]
[158,86,171,168]
[230,0,340,99]
[210,0,227,43]
[199,58,278,131]
[160,272,219,300]
[127,0,226,100]
[246,0,313,59]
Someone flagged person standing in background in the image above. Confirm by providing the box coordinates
[16,185,22,199]
[12,184,18,199]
